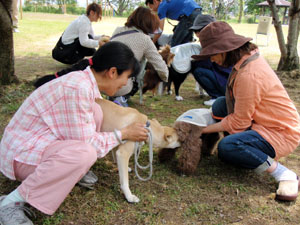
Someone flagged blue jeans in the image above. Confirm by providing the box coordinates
[193,67,225,99]
[218,130,276,170]
[212,96,227,119]
[213,96,276,170]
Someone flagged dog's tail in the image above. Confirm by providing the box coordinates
[34,58,91,89]
[34,74,57,89]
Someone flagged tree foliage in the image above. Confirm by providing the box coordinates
[245,0,262,14]
[106,0,143,16]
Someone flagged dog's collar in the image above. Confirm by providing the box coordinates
[146,121,150,128]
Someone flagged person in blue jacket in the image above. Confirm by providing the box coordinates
[146,0,202,47]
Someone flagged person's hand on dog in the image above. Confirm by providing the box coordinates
[201,122,224,134]
[121,122,149,142]
[99,35,110,47]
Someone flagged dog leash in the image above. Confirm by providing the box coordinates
[134,121,154,181]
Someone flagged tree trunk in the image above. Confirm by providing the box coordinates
[276,0,300,70]
[238,0,243,23]
[267,0,287,56]
[212,0,216,17]
[0,0,17,85]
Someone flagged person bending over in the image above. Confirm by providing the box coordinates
[108,6,169,105]
[146,0,202,47]
[0,42,148,225]
[190,15,232,106]
[196,21,300,201]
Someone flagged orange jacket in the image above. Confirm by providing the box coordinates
[221,50,300,159]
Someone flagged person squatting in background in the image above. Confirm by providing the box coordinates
[52,3,109,64]
[105,6,169,106]
[190,14,232,106]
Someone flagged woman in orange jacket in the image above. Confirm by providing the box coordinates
[196,21,300,201]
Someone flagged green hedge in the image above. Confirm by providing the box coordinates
[23,5,85,15]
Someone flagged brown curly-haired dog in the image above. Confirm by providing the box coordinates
[158,121,220,175]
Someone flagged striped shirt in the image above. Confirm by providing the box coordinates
[0,67,120,180]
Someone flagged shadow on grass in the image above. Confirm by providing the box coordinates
[15,55,68,82]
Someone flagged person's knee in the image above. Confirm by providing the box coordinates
[212,96,227,119]
[75,144,97,169]
[217,137,233,160]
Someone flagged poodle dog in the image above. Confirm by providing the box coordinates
[158,121,220,175]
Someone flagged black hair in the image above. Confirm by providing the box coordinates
[145,0,154,4]
[91,41,140,78]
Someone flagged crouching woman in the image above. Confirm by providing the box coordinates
[197,21,300,201]
[0,42,149,224]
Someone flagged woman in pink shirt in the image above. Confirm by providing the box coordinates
[195,22,300,202]
[0,42,149,224]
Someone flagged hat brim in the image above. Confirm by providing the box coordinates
[193,35,253,60]
[189,25,204,30]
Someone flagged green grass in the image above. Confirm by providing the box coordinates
[1,12,300,225]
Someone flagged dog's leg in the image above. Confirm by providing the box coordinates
[116,141,139,203]
[174,79,183,101]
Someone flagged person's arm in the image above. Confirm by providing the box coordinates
[78,21,99,48]
[201,122,225,134]
[152,18,165,43]
[52,87,147,158]
[144,35,169,82]
[221,70,263,133]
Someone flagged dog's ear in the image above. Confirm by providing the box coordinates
[165,44,171,52]
[163,127,178,143]
[164,133,173,142]
[151,118,160,125]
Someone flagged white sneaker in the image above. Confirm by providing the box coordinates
[204,99,216,106]
[13,28,20,33]
[78,170,98,189]
[0,196,34,225]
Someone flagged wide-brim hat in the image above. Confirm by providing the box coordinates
[192,21,252,60]
[189,14,216,31]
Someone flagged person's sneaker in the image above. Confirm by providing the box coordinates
[78,170,98,189]
[113,96,129,107]
[0,196,34,225]
[204,99,216,106]
[13,28,20,33]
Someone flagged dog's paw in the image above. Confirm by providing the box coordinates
[168,90,173,95]
[126,194,140,203]
[175,96,183,101]
[128,167,132,173]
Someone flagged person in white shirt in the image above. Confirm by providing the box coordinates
[52,3,109,64]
